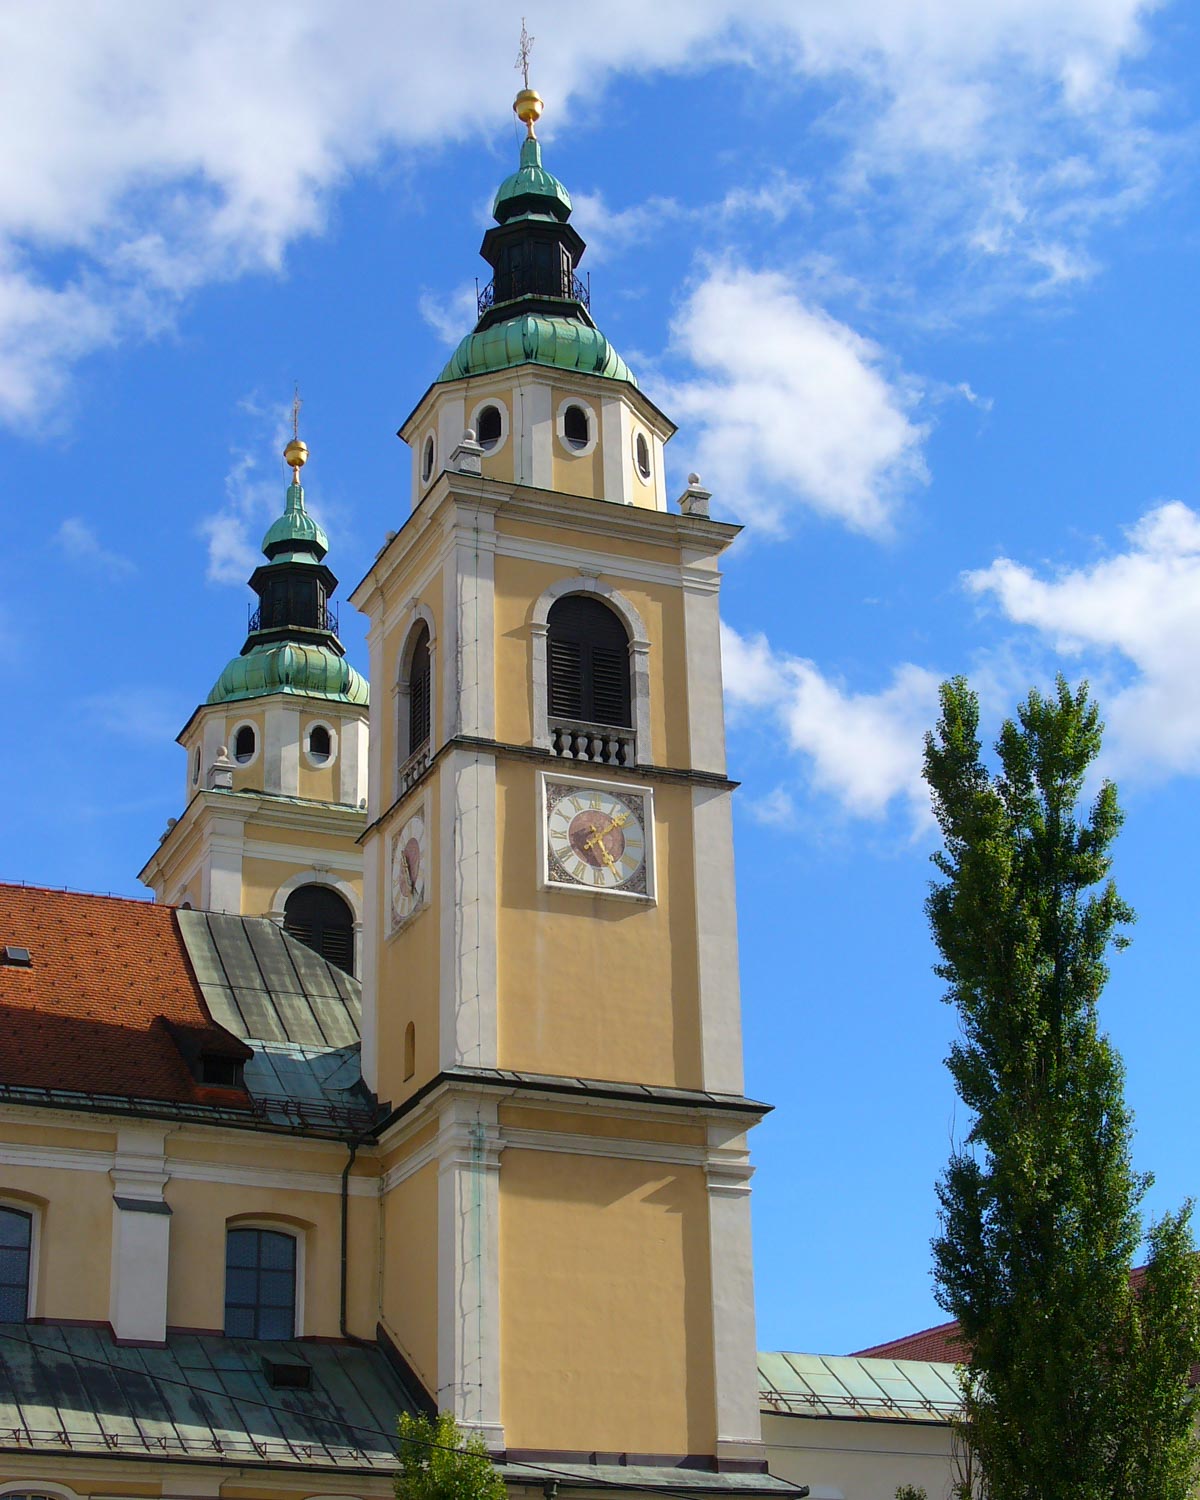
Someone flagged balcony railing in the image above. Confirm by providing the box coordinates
[477,270,590,317]
[398,740,431,797]
[549,718,636,767]
[248,600,339,634]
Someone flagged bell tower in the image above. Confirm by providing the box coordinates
[140,430,369,972]
[352,86,765,1470]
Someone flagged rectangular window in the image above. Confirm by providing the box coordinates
[225,1228,297,1340]
[0,1208,31,1320]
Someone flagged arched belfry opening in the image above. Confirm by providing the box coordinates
[408,623,431,755]
[283,885,354,974]
[547,594,632,728]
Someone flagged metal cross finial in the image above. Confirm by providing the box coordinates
[291,386,302,440]
[515,18,534,89]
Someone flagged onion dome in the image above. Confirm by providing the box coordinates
[436,87,635,390]
[207,643,368,707]
[206,430,368,708]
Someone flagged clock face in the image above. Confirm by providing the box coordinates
[545,781,648,894]
[390,810,427,926]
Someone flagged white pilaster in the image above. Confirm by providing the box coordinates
[438,749,498,1071]
[693,786,745,1095]
[706,1130,764,1463]
[527,382,553,490]
[601,396,631,507]
[263,703,301,796]
[109,1125,171,1344]
[436,1096,504,1449]
[339,715,368,807]
[203,814,246,914]
[366,620,385,821]
[683,562,727,776]
[453,506,497,741]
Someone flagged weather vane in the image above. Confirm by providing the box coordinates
[291,386,302,441]
[515,18,534,89]
[285,386,308,480]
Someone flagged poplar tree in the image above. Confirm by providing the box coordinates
[923,676,1200,1500]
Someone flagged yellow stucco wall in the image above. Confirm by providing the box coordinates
[374,784,441,1102]
[492,543,692,769]
[497,1104,705,1148]
[380,1161,439,1397]
[495,761,702,1088]
[0,1165,110,1321]
[499,1146,716,1454]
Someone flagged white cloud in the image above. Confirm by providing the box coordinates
[966,502,1200,777]
[721,620,940,823]
[200,399,293,585]
[55,517,136,576]
[666,265,928,534]
[82,687,185,745]
[418,282,480,346]
[0,0,1163,424]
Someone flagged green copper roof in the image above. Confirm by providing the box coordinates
[438,312,637,386]
[262,482,328,559]
[207,643,369,707]
[492,136,571,223]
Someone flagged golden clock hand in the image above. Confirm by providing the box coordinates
[580,820,618,871]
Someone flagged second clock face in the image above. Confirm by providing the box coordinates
[545,782,648,894]
[390,810,427,926]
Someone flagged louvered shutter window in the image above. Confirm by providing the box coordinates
[409,625,431,754]
[283,885,355,975]
[547,595,632,728]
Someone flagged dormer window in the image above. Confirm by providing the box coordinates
[547,595,631,728]
[197,1054,246,1088]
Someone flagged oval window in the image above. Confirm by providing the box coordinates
[421,434,435,483]
[476,404,503,451]
[309,724,332,763]
[192,747,201,785]
[562,404,589,450]
[233,725,256,764]
[635,432,651,479]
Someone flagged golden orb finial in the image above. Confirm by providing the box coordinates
[284,438,308,483]
[514,87,543,137]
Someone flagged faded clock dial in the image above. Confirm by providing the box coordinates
[390,810,427,925]
[545,783,647,893]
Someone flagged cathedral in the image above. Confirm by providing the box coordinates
[0,82,964,1500]
[0,79,801,1500]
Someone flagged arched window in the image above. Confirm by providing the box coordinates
[233,725,256,764]
[421,434,435,484]
[547,595,631,727]
[0,1207,31,1320]
[476,404,502,451]
[562,403,589,450]
[308,724,332,763]
[408,624,431,755]
[404,1021,416,1081]
[224,1227,296,1340]
[283,886,354,974]
[635,432,651,479]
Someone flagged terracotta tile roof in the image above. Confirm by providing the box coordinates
[851,1319,968,1363]
[0,884,249,1109]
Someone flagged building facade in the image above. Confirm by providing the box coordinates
[0,84,794,1500]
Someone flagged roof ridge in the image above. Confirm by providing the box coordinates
[0,879,163,908]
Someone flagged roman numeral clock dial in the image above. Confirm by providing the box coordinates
[543,780,651,897]
[390,808,428,928]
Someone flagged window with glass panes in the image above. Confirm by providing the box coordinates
[224,1228,296,1339]
[0,1208,30,1319]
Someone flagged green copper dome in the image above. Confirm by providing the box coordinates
[207,643,369,707]
[438,313,636,386]
[262,482,328,559]
[492,137,571,224]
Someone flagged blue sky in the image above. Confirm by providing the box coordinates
[2,2,1200,1357]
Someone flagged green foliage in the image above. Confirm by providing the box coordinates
[923,676,1200,1500]
[395,1411,507,1500]
[895,1486,928,1499]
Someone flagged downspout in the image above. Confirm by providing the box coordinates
[339,1137,360,1338]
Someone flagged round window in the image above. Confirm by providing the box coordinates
[476,404,503,451]
[635,432,651,480]
[233,725,256,764]
[421,434,435,483]
[309,724,332,763]
[562,404,589,450]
